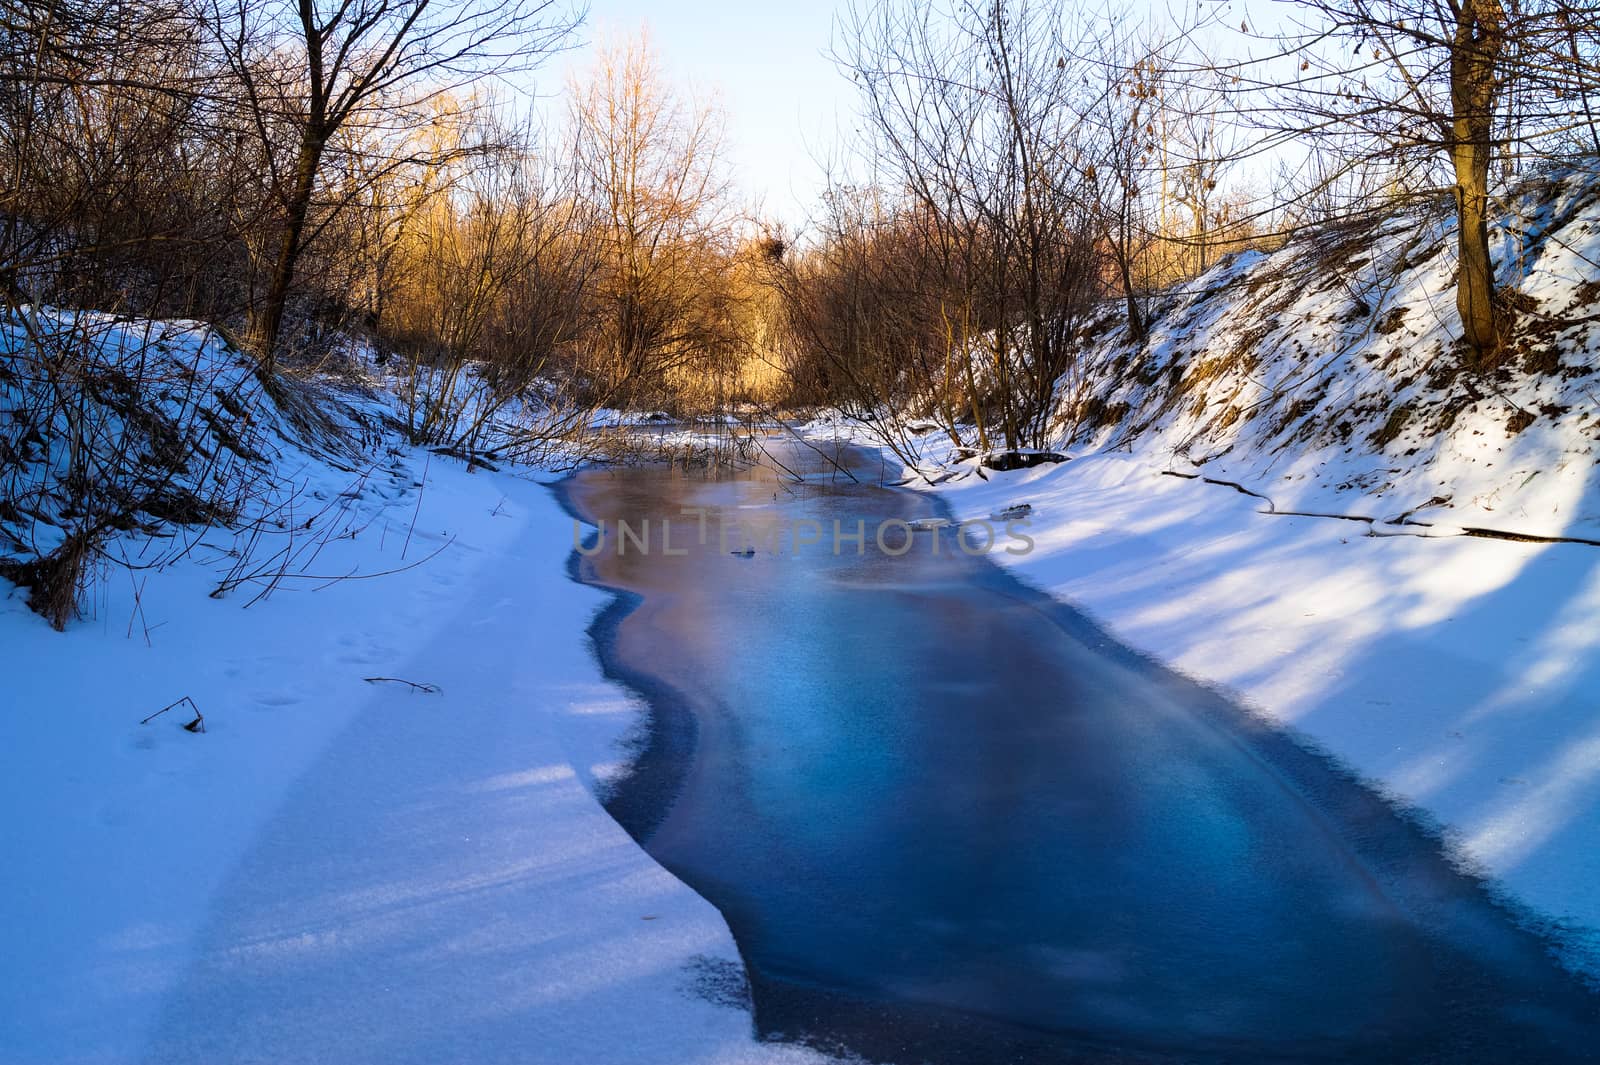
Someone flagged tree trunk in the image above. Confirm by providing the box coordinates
[250,133,325,367]
[1117,243,1146,343]
[1449,0,1506,368]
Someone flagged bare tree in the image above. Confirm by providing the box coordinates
[0,0,255,315]
[201,0,582,365]
[830,0,1105,451]
[567,28,738,408]
[381,111,602,448]
[1247,1,1600,366]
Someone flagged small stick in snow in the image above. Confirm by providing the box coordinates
[140,696,205,733]
[363,677,441,694]
[401,451,430,561]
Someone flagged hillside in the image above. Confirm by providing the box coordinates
[866,173,1600,983]
[0,311,397,627]
[1060,166,1600,541]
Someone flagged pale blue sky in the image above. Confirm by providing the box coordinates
[531,0,1284,228]
[539,0,854,228]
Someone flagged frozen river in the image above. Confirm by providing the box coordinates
[563,438,1599,1064]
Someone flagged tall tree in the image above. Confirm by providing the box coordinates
[1449,0,1506,361]
[835,0,1103,450]
[202,0,581,365]
[1258,0,1600,366]
[567,29,736,406]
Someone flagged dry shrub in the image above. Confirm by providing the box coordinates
[1,530,99,631]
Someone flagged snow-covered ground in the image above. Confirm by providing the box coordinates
[9,422,1595,1063]
[1056,165,1600,543]
[8,217,1600,1063]
[0,322,827,1063]
[912,444,1600,979]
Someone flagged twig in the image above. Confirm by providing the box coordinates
[1162,469,1600,547]
[363,676,441,694]
[402,451,430,561]
[140,695,205,733]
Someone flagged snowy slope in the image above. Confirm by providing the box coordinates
[835,175,1600,978]
[1059,166,1600,541]
[912,448,1600,982]
[0,309,367,550]
[0,317,830,1064]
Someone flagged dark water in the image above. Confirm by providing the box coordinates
[560,441,1599,1064]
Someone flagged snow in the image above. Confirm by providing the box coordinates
[793,172,1600,976]
[913,446,1600,978]
[1056,165,1600,542]
[0,318,829,1063]
[9,157,1600,1062]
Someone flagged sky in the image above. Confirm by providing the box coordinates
[528,0,1288,230]
[537,0,856,230]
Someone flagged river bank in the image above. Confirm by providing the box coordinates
[563,439,1599,1064]
[7,415,1598,1063]
[912,445,1600,982]
[0,441,825,1065]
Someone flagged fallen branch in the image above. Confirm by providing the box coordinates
[140,696,205,733]
[363,676,441,694]
[746,403,862,484]
[1162,470,1600,547]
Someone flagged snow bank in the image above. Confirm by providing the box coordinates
[1059,166,1600,541]
[0,322,829,1062]
[917,448,1600,978]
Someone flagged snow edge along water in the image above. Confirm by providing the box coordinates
[896,441,1600,988]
